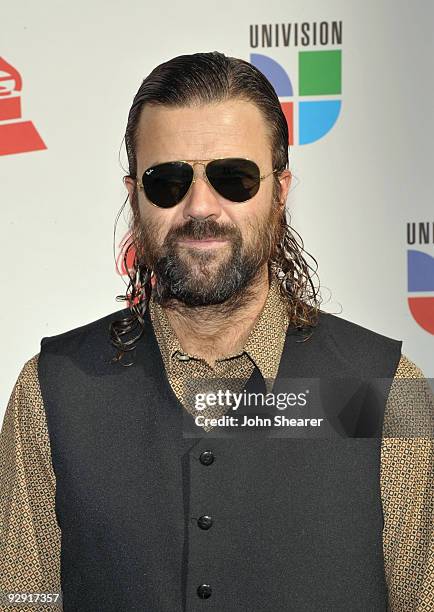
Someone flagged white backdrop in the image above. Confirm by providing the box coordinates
[1,0,433,419]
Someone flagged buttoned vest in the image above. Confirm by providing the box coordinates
[38,306,402,611]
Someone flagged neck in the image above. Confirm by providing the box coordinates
[160,265,271,367]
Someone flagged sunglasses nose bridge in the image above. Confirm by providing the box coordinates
[190,161,211,187]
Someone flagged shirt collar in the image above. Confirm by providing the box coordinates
[148,274,289,380]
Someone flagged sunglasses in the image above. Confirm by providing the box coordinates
[136,157,280,208]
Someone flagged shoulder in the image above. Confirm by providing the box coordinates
[317,310,402,374]
[39,307,130,355]
[4,354,48,450]
[318,310,402,349]
[36,307,142,379]
[394,354,426,378]
[384,354,433,437]
[6,354,41,407]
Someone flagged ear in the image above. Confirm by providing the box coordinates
[277,169,292,207]
[123,176,136,202]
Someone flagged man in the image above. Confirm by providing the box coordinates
[0,51,433,611]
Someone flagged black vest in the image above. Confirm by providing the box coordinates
[38,307,402,612]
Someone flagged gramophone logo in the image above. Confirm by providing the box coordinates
[116,231,136,278]
[0,57,46,156]
[116,231,140,306]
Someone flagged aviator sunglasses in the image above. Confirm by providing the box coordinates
[136,157,281,208]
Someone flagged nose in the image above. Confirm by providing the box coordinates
[181,162,222,220]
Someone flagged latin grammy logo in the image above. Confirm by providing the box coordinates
[0,56,46,156]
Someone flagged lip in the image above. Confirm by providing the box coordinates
[178,238,228,247]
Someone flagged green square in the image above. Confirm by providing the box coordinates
[299,50,341,96]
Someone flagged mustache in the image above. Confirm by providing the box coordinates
[165,218,240,243]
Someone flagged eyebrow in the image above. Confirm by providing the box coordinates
[145,155,255,167]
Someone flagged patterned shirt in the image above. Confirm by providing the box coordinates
[0,276,433,611]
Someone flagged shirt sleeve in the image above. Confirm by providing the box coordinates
[381,354,434,611]
[0,354,62,611]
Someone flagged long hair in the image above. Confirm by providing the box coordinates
[110,51,322,365]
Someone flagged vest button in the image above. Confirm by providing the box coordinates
[197,584,212,599]
[197,515,213,530]
[176,351,190,361]
[199,450,214,465]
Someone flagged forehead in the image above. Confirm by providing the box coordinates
[135,99,271,169]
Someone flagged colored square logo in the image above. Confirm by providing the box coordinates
[299,50,341,96]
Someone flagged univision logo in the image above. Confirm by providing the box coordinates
[250,50,341,145]
[407,221,434,335]
[249,21,342,145]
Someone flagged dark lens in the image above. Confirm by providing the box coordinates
[206,158,260,202]
[142,162,193,208]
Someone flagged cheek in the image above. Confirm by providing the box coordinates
[226,190,274,231]
[138,201,179,243]
[224,210,259,246]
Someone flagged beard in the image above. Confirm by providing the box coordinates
[131,194,283,308]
